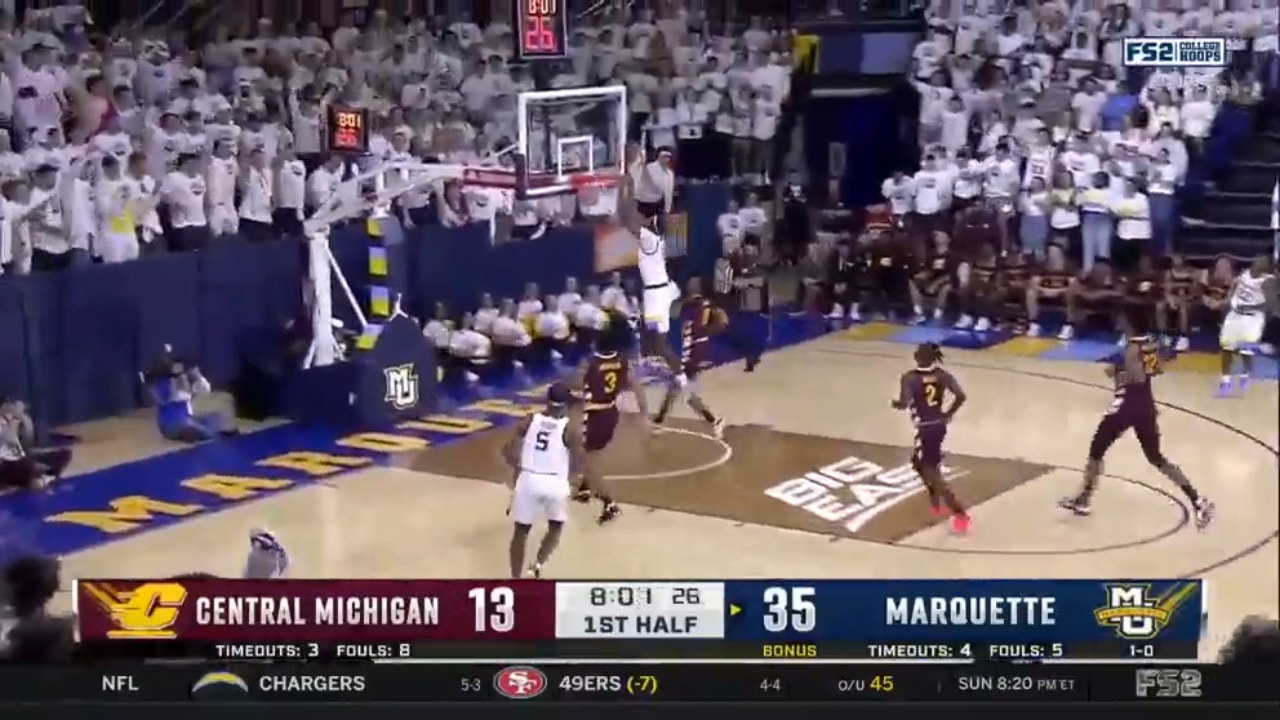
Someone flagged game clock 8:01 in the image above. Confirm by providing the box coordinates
[514,0,569,60]
[326,105,370,154]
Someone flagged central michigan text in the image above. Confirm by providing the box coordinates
[886,596,1057,625]
[195,596,440,625]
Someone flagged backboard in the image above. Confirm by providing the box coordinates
[514,86,628,198]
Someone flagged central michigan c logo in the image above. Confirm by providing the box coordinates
[80,582,188,639]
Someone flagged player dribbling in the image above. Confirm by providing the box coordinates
[502,383,584,579]
[1059,312,1214,529]
[892,343,970,534]
[573,311,649,524]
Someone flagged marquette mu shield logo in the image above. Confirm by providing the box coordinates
[80,581,188,639]
[1094,582,1199,639]
[383,364,419,410]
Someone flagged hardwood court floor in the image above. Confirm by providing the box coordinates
[51,338,1279,658]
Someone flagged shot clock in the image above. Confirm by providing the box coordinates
[514,0,569,61]
[326,105,370,154]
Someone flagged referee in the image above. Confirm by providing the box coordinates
[714,244,769,371]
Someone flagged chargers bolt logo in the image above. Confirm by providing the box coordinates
[191,672,250,694]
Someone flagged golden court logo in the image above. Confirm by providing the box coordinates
[79,581,189,639]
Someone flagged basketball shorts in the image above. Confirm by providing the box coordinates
[1219,311,1266,350]
[642,282,678,333]
[510,471,571,525]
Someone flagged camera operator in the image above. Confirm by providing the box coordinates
[0,399,72,491]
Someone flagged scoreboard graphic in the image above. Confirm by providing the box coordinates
[39,578,1276,703]
[75,578,1206,661]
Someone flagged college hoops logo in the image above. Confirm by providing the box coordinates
[493,666,548,699]
[1093,582,1199,639]
[383,363,419,410]
[79,581,188,639]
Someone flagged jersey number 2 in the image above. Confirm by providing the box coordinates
[534,429,551,451]
[923,382,942,407]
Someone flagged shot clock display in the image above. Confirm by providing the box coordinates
[514,0,569,60]
[326,105,370,154]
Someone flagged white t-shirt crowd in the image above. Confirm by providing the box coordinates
[881,0,1268,259]
[1,6,794,274]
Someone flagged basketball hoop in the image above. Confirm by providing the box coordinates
[569,171,621,192]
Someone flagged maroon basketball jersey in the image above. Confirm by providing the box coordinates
[584,353,628,410]
[1110,337,1160,415]
[680,296,713,377]
[902,368,956,426]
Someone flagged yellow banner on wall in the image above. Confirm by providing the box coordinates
[793,34,819,72]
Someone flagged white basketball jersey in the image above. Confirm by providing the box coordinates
[1231,271,1270,313]
[519,413,571,477]
[637,227,670,287]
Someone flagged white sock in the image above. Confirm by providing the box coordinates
[1221,375,1232,384]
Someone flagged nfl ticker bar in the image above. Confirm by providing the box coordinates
[10,665,1278,703]
[74,579,1205,662]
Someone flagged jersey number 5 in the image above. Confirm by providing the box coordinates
[534,429,551,451]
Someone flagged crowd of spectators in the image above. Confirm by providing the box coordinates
[783,0,1275,347]
[899,0,1273,268]
[0,3,795,276]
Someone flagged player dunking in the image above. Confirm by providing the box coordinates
[1217,255,1275,397]
[572,311,649,524]
[1059,313,1214,528]
[502,383,583,579]
[892,343,971,534]
[654,277,726,438]
[619,196,684,387]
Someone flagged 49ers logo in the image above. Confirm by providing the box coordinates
[493,666,548,699]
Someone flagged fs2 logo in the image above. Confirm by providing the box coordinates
[383,363,419,410]
[79,582,188,639]
[1135,669,1203,698]
[1094,583,1198,639]
[1122,38,1227,67]
[493,666,548,699]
